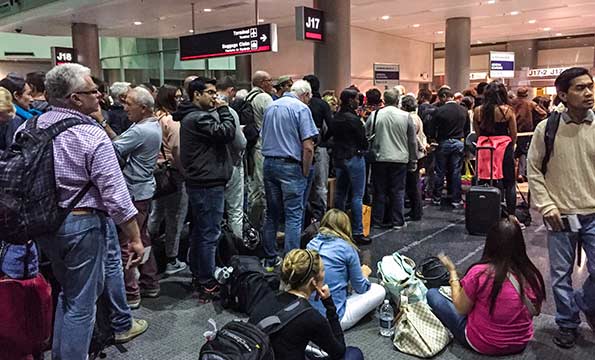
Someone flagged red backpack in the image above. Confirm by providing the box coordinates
[0,241,53,358]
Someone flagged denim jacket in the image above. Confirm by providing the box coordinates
[307,233,370,319]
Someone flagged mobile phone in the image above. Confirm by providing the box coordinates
[560,216,571,232]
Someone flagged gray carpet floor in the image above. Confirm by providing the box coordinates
[103,206,595,359]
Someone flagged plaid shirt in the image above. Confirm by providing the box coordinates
[18,107,137,224]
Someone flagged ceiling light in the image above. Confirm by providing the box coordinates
[436,30,444,34]
[133,21,142,25]
[477,40,483,44]
[543,27,552,31]
[528,19,537,24]
[509,11,520,16]
[487,0,496,4]
[556,33,563,36]
[203,8,212,12]
[412,24,420,28]
[188,29,194,33]
[381,15,390,20]
[258,19,265,23]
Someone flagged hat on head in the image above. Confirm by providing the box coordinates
[517,87,529,98]
[274,75,292,87]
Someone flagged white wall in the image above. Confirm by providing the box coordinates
[537,47,594,68]
[350,26,433,94]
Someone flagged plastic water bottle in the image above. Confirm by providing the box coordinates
[379,299,394,337]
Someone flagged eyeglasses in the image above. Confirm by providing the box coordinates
[69,89,100,97]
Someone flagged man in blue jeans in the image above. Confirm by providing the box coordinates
[26,64,146,359]
[426,88,469,208]
[528,67,595,348]
[261,80,318,271]
[174,77,236,302]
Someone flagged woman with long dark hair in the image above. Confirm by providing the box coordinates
[473,81,517,215]
[427,217,546,355]
[330,88,370,246]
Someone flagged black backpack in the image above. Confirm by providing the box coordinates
[199,299,311,360]
[220,255,280,315]
[0,116,92,244]
[88,293,127,359]
[415,256,450,289]
[231,89,263,148]
[541,111,562,176]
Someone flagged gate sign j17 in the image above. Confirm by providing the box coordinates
[179,24,278,60]
[296,6,324,41]
[490,51,515,79]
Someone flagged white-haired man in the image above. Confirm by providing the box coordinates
[260,80,318,271]
[111,86,162,309]
[108,81,132,134]
[20,64,145,359]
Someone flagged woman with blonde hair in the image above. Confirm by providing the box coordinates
[249,249,364,360]
[0,86,15,124]
[307,209,386,330]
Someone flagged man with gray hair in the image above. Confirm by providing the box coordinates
[260,80,318,271]
[19,64,146,359]
[246,70,274,229]
[108,81,132,134]
[366,88,417,229]
[111,86,162,309]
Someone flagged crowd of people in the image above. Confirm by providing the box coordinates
[0,63,594,360]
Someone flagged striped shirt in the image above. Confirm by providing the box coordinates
[17,107,137,224]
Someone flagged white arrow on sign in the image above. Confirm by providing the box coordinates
[260,34,267,42]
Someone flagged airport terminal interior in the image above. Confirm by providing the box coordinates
[1,0,595,359]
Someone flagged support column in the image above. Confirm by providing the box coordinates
[445,17,470,92]
[314,0,351,94]
[235,55,252,90]
[506,39,538,92]
[72,23,101,77]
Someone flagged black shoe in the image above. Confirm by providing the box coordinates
[553,327,578,349]
[372,223,392,230]
[198,281,221,304]
[353,234,372,246]
[405,215,421,222]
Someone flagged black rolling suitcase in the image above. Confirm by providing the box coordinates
[465,146,501,235]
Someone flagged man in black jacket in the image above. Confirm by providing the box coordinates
[173,77,236,302]
[426,88,470,208]
[303,74,333,221]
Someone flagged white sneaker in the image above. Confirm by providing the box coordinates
[165,259,187,275]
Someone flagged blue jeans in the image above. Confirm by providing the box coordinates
[187,185,226,284]
[548,214,595,328]
[371,162,407,226]
[433,139,464,203]
[426,288,469,347]
[104,218,132,334]
[263,158,307,259]
[36,213,106,360]
[334,155,366,235]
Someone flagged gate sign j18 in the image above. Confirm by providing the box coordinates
[296,6,324,41]
[179,24,278,60]
[490,51,515,79]
[51,47,77,67]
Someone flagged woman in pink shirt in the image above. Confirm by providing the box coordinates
[427,217,546,355]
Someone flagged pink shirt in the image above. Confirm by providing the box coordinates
[461,264,536,355]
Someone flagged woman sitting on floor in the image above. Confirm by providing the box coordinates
[249,249,364,360]
[307,209,386,330]
[428,217,546,356]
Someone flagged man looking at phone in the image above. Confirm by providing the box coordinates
[528,67,595,348]
[174,77,236,302]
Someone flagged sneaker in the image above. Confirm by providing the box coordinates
[115,319,149,344]
[404,215,421,222]
[262,256,282,272]
[353,234,372,246]
[140,287,160,298]
[198,281,221,304]
[165,258,187,275]
[127,298,141,310]
[451,201,464,209]
[432,198,441,206]
[552,327,578,349]
[393,222,408,230]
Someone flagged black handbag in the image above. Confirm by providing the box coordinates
[153,145,178,199]
[415,256,450,288]
[365,108,381,163]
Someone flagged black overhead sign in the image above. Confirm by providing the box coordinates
[179,24,278,61]
[51,47,77,66]
[296,6,324,41]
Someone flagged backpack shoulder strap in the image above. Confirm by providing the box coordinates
[43,117,90,140]
[256,298,312,335]
[541,111,561,175]
[246,89,263,103]
[372,108,381,134]
[507,273,539,317]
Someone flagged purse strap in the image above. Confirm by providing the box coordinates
[507,273,539,316]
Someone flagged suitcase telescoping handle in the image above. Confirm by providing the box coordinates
[476,146,496,186]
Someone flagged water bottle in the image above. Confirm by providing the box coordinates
[379,299,394,337]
